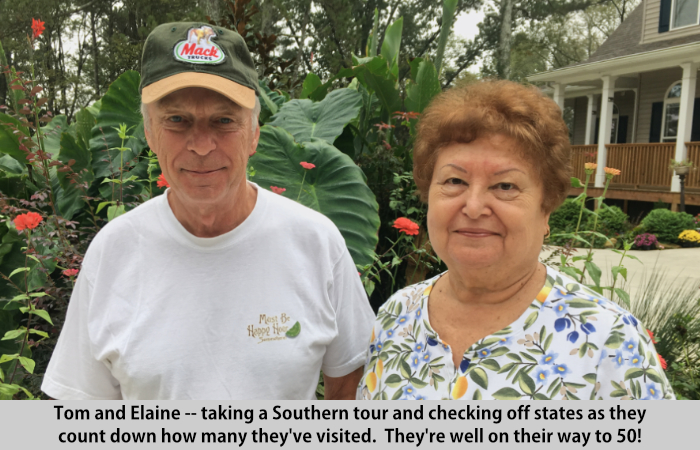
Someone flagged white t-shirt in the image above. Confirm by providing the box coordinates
[42,183,375,399]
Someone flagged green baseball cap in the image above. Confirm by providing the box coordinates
[140,22,258,108]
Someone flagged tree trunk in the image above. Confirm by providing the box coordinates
[90,10,100,97]
[292,0,310,90]
[498,0,513,80]
[200,0,222,22]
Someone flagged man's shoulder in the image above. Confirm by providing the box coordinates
[86,195,165,254]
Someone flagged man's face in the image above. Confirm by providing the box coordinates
[144,87,259,207]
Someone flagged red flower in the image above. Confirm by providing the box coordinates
[31,18,45,39]
[270,186,286,194]
[374,122,395,131]
[14,212,43,231]
[157,173,170,189]
[647,329,657,344]
[300,162,315,170]
[393,217,419,236]
[658,354,668,370]
[63,269,79,277]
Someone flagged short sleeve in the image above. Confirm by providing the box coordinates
[41,273,122,400]
[595,314,675,400]
[321,248,375,378]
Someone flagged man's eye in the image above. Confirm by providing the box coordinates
[168,116,183,123]
[219,117,232,124]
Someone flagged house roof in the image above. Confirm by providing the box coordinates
[582,3,700,65]
[528,2,700,83]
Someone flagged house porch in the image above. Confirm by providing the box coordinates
[569,142,700,208]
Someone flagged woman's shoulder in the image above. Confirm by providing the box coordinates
[542,266,645,337]
[377,272,444,314]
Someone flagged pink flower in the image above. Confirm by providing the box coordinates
[14,212,43,231]
[393,217,419,236]
[63,269,79,277]
[300,162,315,170]
[270,186,286,194]
[157,173,170,189]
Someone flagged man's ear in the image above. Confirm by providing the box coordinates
[250,124,260,156]
[143,107,158,156]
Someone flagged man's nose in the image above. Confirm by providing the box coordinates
[187,122,216,156]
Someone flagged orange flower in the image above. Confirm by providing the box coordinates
[393,217,419,236]
[270,186,286,194]
[31,18,45,39]
[584,162,597,170]
[14,212,43,231]
[300,162,315,170]
[646,329,657,344]
[63,269,79,277]
[157,173,170,189]
[604,167,621,177]
[658,353,668,370]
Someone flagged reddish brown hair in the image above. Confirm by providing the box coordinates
[413,79,571,213]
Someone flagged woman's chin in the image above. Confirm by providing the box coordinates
[445,247,504,270]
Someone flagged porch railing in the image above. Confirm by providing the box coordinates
[686,142,700,190]
[606,143,675,189]
[570,145,597,184]
[569,143,695,190]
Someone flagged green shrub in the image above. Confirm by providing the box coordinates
[641,209,696,244]
[585,205,628,235]
[549,198,591,232]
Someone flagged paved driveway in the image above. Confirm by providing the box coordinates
[540,247,700,302]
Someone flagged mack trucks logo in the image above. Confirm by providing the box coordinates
[173,26,226,64]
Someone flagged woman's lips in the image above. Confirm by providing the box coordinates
[454,228,499,237]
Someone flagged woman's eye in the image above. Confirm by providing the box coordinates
[496,183,515,191]
[446,178,464,185]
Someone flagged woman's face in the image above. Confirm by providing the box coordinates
[427,134,550,277]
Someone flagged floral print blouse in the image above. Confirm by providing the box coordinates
[357,266,675,400]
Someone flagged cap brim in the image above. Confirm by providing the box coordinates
[141,72,256,109]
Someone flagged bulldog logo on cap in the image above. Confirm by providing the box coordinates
[173,26,226,64]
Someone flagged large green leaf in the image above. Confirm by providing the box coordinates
[88,70,147,179]
[300,73,322,99]
[405,60,441,114]
[268,88,362,145]
[56,108,97,219]
[355,57,401,118]
[0,113,27,164]
[380,17,403,79]
[42,115,69,158]
[249,126,379,266]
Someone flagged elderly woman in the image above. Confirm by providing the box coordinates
[358,80,674,400]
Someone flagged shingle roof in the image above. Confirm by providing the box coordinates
[570,3,700,67]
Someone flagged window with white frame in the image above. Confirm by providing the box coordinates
[672,0,700,29]
[662,82,682,142]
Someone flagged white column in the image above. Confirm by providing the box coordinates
[596,76,617,187]
[672,62,698,192]
[552,83,566,113]
[584,94,597,145]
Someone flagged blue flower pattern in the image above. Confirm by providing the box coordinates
[358,266,675,400]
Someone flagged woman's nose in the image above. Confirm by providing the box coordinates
[461,188,492,219]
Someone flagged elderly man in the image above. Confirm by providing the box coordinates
[41,22,374,400]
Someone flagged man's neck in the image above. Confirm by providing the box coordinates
[166,182,258,238]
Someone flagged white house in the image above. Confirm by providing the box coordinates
[529,0,700,210]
